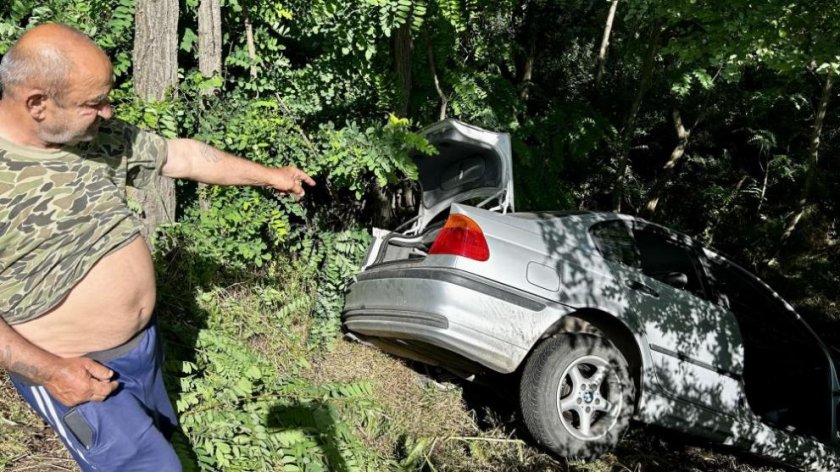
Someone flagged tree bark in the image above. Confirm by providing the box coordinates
[804,69,833,199]
[394,21,413,117]
[198,0,222,89]
[132,0,179,246]
[514,0,537,103]
[611,23,661,212]
[243,4,258,79]
[519,40,535,102]
[134,0,178,100]
[427,36,447,120]
[595,0,619,89]
[777,69,834,251]
[197,0,222,210]
[644,108,702,216]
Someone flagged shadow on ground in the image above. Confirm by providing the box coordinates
[411,362,797,472]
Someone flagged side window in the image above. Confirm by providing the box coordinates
[634,227,708,299]
[590,220,641,269]
[707,259,798,334]
[706,259,752,312]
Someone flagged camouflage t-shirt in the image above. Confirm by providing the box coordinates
[0,119,167,324]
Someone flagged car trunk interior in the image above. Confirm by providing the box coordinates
[365,220,445,267]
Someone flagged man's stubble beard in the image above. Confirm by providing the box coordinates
[38,119,100,146]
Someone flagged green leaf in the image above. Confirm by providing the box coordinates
[180,27,198,53]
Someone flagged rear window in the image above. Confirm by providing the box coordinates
[589,220,640,269]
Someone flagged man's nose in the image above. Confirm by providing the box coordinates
[98,104,113,120]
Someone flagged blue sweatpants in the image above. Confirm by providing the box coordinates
[10,321,182,471]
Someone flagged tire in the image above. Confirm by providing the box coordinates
[519,333,636,460]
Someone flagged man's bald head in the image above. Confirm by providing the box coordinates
[0,24,111,102]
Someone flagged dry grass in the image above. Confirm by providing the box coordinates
[199,282,317,376]
[602,428,792,472]
[304,338,475,454]
[0,372,78,472]
[0,337,801,472]
[303,339,792,472]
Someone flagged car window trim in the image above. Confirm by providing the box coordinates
[631,221,713,302]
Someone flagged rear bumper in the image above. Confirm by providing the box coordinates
[342,265,572,373]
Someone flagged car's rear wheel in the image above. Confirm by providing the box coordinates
[520,333,635,460]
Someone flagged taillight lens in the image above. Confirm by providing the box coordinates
[429,214,489,261]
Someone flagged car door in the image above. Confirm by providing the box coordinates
[705,254,839,444]
[628,222,746,417]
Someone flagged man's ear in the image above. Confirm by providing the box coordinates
[24,90,49,121]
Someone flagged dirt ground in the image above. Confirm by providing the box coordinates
[0,341,799,472]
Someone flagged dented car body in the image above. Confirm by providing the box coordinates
[342,119,840,469]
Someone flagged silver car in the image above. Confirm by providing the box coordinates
[342,119,840,470]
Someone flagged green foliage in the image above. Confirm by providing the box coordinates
[0,0,135,73]
[514,105,614,210]
[162,288,387,471]
[160,84,428,269]
[151,244,401,471]
[293,230,371,346]
[310,115,431,198]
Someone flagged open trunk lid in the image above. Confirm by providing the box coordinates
[409,119,514,234]
[359,120,513,270]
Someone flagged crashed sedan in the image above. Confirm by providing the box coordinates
[342,119,840,470]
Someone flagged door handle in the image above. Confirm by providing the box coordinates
[626,280,659,298]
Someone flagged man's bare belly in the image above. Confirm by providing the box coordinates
[14,237,156,358]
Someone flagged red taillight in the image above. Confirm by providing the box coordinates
[429,214,489,261]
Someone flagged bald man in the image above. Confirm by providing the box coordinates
[0,24,314,471]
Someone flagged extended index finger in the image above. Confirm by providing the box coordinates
[297,169,316,186]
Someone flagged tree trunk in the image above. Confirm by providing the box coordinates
[804,69,833,199]
[134,0,178,100]
[520,40,535,102]
[198,0,222,88]
[197,0,222,210]
[394,21,413,117]
[595,0,619,88]
[427,36,447,120]
[243,5,257,79]
[777,70,834,252]
[611,23,661,212]
[644,108,700,216]
[131,0,179,246]
[757,155,770,212]
[514,0,537,103]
